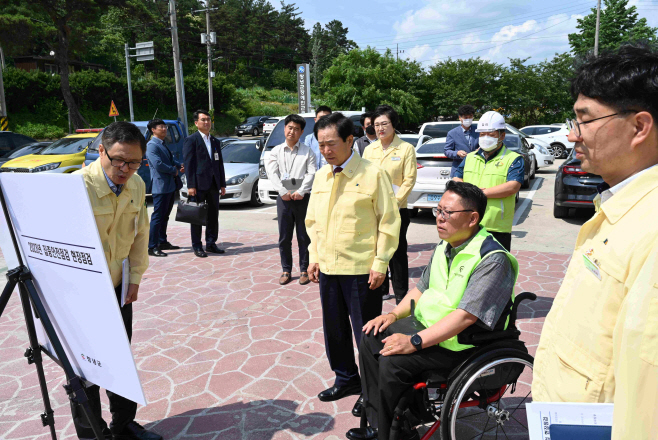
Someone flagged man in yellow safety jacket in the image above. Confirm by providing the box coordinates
[532,44,658,439]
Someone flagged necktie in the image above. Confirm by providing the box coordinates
[333,167,343,175]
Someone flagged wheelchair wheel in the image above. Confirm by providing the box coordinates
[440,350,533,440]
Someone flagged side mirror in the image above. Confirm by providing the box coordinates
[529,143,534,149]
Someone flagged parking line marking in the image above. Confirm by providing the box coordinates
[514,177,543,226]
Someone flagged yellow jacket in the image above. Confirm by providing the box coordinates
[362,135,417,209]
[74,159,150,287]
[532,166,658,439]
[306,153,400,275]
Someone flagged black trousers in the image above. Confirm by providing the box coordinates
[190,181,220,250]
[490,231,512,252]
[359,317,474,440]
[381,208,410,303]
[70,285,137,437]
[320,272,383,387]
[148,191,176,249]
[276,194,310,273]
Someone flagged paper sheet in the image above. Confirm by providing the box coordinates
[392,184,400,195]
[526,402,614,440]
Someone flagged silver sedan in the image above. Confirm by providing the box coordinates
[407,137,452,217]
[180,140,264,206]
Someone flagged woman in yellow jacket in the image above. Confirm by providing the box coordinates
[363,105,417,304]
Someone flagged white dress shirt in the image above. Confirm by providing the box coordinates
[266,140,317,196]
[199,131,212,159]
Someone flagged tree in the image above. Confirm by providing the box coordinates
[568,0,657,55]
[308,19,357,86]
[321,48,424,125]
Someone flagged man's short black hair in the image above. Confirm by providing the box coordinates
[193,110,211,122]
[147,118,166,134]
[315,105,332,116]
[102,121,146,155]
[571,43,658,123]
[284,114,306,130]
[373,105,400,129]
[445,180,487,224]
[458,105,476,117]
[360,111,374,127]
[314,112,354,142]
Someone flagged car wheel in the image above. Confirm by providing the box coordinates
[515,192,519,204]
[237,134,242,137]
[408,208,419,218]
[252,128,259,136]
[530,157,537,179]
[250,179,263,206]
[521,169,530,189]
[551,143,565,159]
[553,203,570,218]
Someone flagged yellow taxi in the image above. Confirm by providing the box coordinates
[0,130,100,174]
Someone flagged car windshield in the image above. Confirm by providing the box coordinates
[506,125,527,139]
[244,117,261,124]
[40,137,94,155]
[417,142,446,155]
[520,128,533,135]
[222,142,261,164]
[264,118,279,124]
[6,144,46,158]
[265,117,315,150]
[398,136,418,145]
[423,123,461,138]
[504,134,522,151]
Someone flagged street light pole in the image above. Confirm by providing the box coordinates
[594,0,601,56]
[205,7,214,115]
[124,43,135,122]
[169,0,186,130]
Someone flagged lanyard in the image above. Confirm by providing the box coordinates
[284,147,299,177]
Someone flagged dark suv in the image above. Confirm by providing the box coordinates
[0,132,38,157]
[553,149,603,218]
[236,116,271,137]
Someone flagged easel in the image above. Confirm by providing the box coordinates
[0,185,105,440]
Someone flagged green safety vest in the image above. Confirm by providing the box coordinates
[463,146,520,233]
[414,228,519,352]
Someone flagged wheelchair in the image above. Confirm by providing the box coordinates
[362,292,537,440]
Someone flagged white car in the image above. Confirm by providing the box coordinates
[407,137,452,217]
[520,125,574,159]
[505,124,554,171]
[180,140,264,206]
[263,116,285,137]
[398,134,433,150]
[257,110,364,205]
[418,121,464,139]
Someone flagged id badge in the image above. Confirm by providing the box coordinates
[391,156,401,161]
[214,152,219,161]
[582,254,601,280]
[283,173,290,180]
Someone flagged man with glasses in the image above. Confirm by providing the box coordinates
[347,180,518,440]
[533,44,658,439]
[183,110,226,258]
[453,110,524,251]
[145,119,184,257]
[73,122,162,440]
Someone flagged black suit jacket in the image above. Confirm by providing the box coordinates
[183,131,226,191]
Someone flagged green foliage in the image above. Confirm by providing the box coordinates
[568,0,657,55]
[320,48,424,125]
[272,69,296,91]
[12,122,67,140]
[309,20,358,86]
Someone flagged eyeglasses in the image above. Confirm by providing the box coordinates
[435,207,474,220]
[566,111,636,137]
[106,151,141,170]
[374,122,390,129]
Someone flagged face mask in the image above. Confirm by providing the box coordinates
[462,118,473,128]
[479,136,500,151]
[365,125,376,136]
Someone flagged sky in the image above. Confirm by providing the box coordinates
[281,0,658,67]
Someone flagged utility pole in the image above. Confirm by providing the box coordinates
[169,0,186,128]
[124,44,135,122]
[594,0,601,56]
[195,3,218,121]
[395,44,404,62]
[0,59,7,131]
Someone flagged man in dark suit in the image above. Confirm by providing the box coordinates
[146,119,183,257]
[183,110,226,258]
[444,104,480,177]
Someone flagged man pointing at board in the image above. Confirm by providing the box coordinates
[73,121,161,440]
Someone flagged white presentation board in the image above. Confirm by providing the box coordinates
[0,173,146,405]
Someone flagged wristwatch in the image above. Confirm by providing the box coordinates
[410,334,423,351]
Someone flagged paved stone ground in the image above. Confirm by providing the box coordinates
[0,226,570,440]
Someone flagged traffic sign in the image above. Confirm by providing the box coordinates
[109,101,119,117]
[0,117,8,131]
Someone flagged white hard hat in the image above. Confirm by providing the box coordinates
[476,111,506,132]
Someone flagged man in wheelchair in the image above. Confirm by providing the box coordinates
[347,181,520,440]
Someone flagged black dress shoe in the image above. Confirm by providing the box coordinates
[148,248,167,257]
[194,248,208,258]
[159,242,180,250]
[317,382,361,402]
[112,421,162,440]
[346,426,378,440]
[205,244,225,254]
[352,394,364,417]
